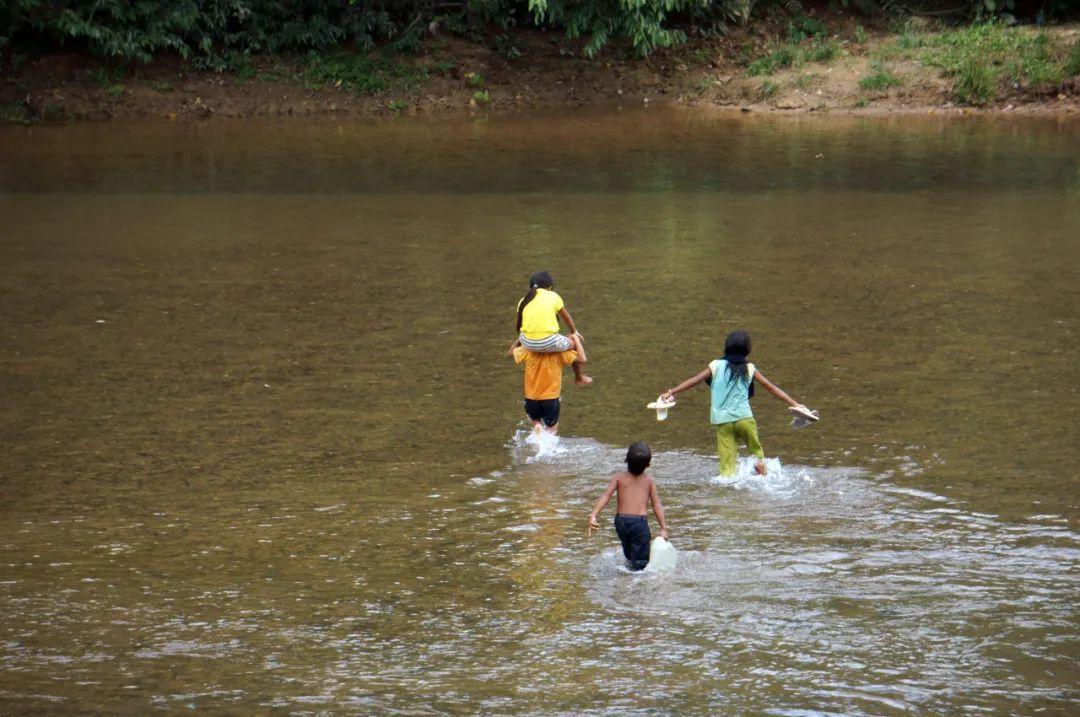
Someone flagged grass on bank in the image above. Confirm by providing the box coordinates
[859,62,903,92]
[746,37,841,76]
[302,52,430,95]
[876,22,1080,105]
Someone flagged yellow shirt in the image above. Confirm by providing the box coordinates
[513,347,577,400]
[517,288,564,340]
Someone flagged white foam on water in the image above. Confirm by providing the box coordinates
[507,423,569,464]
[706,457,816,498]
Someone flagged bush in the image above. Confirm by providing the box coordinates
[3,0,1079,68]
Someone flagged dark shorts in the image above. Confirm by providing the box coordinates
[614,514,651,572]
[523,398,560,427]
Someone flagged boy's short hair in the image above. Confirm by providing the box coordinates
[625,442,651,476]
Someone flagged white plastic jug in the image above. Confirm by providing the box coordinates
[648,536,678,570]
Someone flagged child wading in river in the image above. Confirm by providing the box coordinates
[511,271,592,386]
[509,332,586,434]
[588,442,669,572]
[663,330,811,478]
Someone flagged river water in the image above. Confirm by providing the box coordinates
[1,111,1078,714]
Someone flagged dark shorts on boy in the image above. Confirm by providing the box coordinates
[523,398,560,427]
[614,514,651,571]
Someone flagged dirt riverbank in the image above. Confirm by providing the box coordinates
[3,14,1078,122]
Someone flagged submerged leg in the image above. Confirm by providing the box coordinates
[736,418,766,476]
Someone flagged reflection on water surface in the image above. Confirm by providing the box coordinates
[1,111,1078,714]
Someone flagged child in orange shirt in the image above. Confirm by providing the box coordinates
[508,332,586,433]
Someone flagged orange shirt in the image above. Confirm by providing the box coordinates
[513,347,577,400]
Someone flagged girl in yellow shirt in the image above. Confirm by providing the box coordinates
[512,271,592,386]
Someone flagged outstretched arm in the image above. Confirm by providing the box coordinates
[753,371,802,408]
[557,307,581,338]
[587,477,618,536]
[663,367,711,401]
[649,480,669,540]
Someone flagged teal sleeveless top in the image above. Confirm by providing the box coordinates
[708,359,756,425]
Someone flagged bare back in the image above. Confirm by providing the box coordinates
[614,470,654,515]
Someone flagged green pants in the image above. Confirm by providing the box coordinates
[716,418,764,477]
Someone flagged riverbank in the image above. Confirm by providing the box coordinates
[3,15,1078,122]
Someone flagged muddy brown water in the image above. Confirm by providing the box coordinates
[1,110,1078,714]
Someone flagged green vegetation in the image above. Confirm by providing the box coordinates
[871,22,1078,105]
[4,0,1074,71]
[747,45,798,76]
[430,61,456,77]
[386,99,409,112]
[90,66,126,99]
[302,53,428,97]
[923,23,1071,104]
[859,62,902,92]
[473,90,491,105]
[952,59,995,104]
[747,38,840,76]
[0,0,787,65]
[786,15,827,43]
[0,102,31,123]
[1067,39,1080,77]
[757,80,778,100]
[805,39,839,63]
[494,33,522,61]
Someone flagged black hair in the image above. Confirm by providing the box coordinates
[515,270,555,332]
[723,330,753,384]
[625,441,652,476]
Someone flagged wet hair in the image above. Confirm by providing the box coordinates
[625,442,652,476]
[515,270,555,332]
[724,330,753,384]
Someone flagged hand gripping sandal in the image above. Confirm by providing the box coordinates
[646,395,677,421]
[788,404,820,429]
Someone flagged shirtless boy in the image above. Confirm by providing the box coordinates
[587,442,669,572]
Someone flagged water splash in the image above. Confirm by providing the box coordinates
[507,423,567,464]
[709,457,818,499]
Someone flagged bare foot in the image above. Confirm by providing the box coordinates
[575,375,594,387]
[755,461,767,476]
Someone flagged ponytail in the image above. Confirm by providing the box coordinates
[722,330,752,384]
[515,271,554,332]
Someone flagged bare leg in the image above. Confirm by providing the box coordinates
[755,459,767,475]
[573,360,593,386]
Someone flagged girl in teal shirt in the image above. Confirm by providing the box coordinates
[662,330,811,477]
